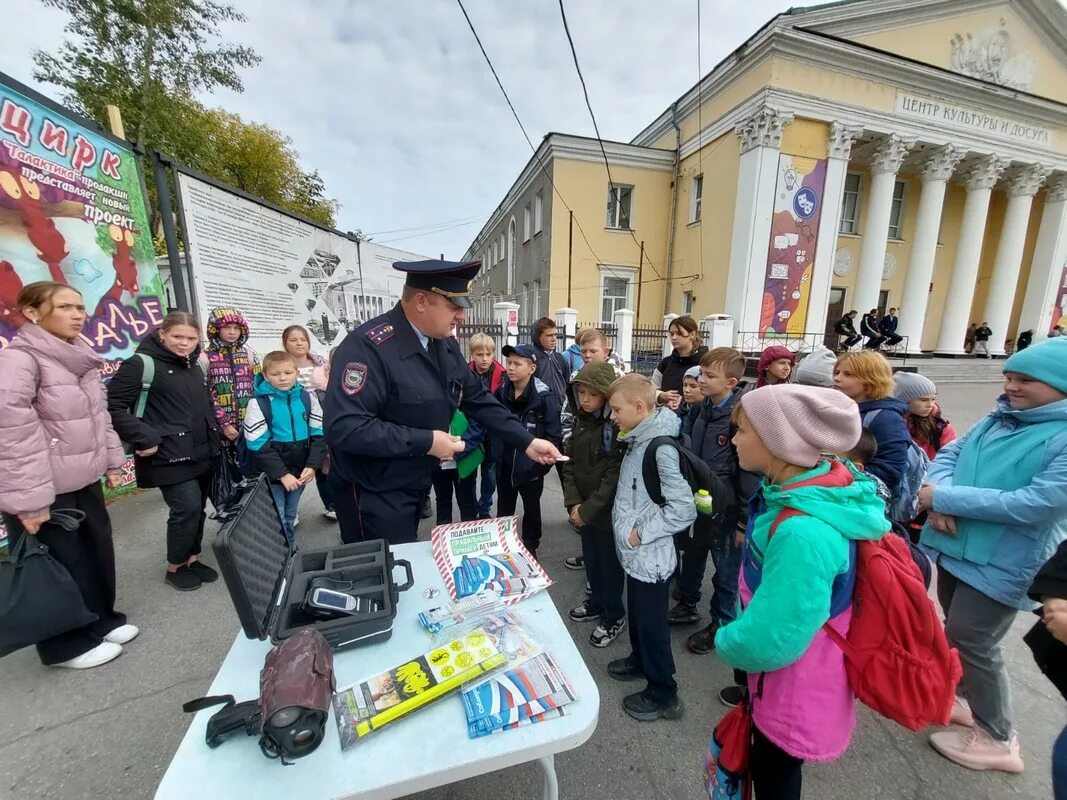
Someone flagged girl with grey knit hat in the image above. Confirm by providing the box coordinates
[893,372,958,462]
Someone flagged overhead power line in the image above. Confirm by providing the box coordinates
[556,0,664,281]
[455,0,645,289]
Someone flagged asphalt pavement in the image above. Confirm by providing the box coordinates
[0,381,1060,800]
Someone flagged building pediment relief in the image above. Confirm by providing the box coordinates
[950,24,1037,89]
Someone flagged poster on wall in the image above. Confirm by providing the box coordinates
[758,154,828,335]
[1052,263,1067,333]
[0,73,165,510]
[174,170,428,357]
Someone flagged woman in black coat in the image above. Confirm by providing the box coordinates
[652,315,708,410]
[107,312,220,591]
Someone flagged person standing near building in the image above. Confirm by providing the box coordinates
[323,260,563,545]
[530,317,570,412]
[652,315,707,410]
[973,322,993,358]
[879,307,904,348]
[0,282,138,669]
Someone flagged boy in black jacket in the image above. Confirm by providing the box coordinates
[670,347,760,655]
[562,363,625,647]
[494,344,562,558]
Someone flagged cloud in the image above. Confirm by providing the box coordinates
[0,0,799,257]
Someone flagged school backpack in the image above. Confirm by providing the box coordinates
[131,353,155,418]
[769,491,961,732]
[254,390,312,439]
[863,408,930,524]
[641,436,736,524]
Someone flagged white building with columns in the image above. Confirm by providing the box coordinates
[467,0,1067,354]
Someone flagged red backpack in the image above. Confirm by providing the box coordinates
[770,474,962,732]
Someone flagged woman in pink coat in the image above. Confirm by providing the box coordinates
[0,282,138,669]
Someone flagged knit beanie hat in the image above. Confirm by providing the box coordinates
[740,385,861,468]
[794,345,837,388]
[756,345,796,387]
[892,371,937,404]
[683,365,701,381]
[571,362,617,394]
[1003,337,1067,393]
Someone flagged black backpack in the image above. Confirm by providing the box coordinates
[254,390,312,440]
[641,436,735,523]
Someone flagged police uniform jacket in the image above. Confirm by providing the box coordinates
[324,304,534,493]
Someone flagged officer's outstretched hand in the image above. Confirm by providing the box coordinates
[429,430,465,460]
[526,438,563,465]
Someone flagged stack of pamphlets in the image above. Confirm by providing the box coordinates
[461,651,577,738]
[431,517,551,605]
[332,625,507,750]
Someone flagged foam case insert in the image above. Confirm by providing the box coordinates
[212,476,414,651]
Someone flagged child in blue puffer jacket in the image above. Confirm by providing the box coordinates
[920,338,1067,775]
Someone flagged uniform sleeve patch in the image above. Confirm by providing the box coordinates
[342,361,368,395]
[365,322,394,346]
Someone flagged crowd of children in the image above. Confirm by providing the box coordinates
[192,307,1067,793]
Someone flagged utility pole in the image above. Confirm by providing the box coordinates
[348,229,371,322]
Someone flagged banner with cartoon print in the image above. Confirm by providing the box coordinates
[759,155,828,335]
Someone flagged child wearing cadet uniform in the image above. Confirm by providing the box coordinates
[243,351,326,546]
[605,374,697,722]
[671,348,759,657]
[562,363,626,648]
[493,344,562,559]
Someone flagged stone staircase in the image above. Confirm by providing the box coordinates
[905,357,1007,384]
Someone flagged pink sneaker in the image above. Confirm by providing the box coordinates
[929,726,1024,773]
[950,696,974,727]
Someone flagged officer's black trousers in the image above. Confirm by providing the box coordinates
[331,471,423,545]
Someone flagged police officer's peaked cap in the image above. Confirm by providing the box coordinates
[394,259,481,308]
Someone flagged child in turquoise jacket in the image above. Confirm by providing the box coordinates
[713,385,887,799]
[921,337,1067,775]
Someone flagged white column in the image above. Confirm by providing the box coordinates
[724,106,794,334]
[934,155,1008,353]
[493,301,520,353]
[854,134,915,316]
[661,313,678,357]
[613,308,634,368]
[554,307,578,352]
[982,164,1048,355]
[898,145,964,353]
[1018,174,1067,341]
[808,122,863,334]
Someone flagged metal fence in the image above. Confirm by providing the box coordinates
[631,325,666,376]
[454,321,503,355]
[737,331,910,366]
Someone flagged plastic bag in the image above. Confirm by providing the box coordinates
[210,444,243,521]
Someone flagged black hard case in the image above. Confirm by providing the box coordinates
[212,477,414,651]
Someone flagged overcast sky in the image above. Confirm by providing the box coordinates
[1,0,805,258]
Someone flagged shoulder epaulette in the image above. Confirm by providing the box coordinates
[365,322,395,346]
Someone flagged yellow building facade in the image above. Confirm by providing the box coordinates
[466,0,1067,354]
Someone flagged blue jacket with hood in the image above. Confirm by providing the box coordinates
[921,395,1067,610]
[857,396,911,492]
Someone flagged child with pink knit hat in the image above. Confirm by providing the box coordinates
[712,384,888,799]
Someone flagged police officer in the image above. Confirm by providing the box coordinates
[324,259,563,544]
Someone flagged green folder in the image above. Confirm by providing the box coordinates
[450,410,485,480]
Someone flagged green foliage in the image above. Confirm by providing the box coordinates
[33,0,339,230]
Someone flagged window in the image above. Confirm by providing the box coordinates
[523,204,531,242]
[606,184,633,229]
[534,190,543,233]
[690,175,703,223]
[682,291,695,314]
[888,180,906,240]
[839,173,861,234]
[599,266,636,324]
[499,234,505,263]
[532,279,541,318]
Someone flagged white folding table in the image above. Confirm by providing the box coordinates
[154,541,599,800]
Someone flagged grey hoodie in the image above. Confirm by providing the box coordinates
[612,408,698,583]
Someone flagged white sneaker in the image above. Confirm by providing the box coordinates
[294,515,300,528]
[323,510,337,521]
[52,642,122,670]
[104,624,140,645]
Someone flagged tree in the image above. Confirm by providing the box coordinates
[32,0,339,228]
[33,0,260,147]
